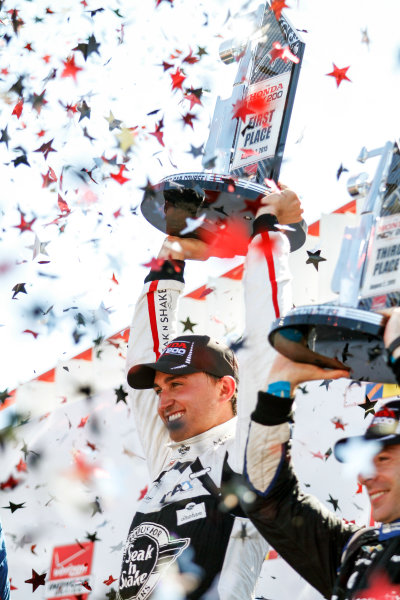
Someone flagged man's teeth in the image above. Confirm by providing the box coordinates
[370,491,386,500]
[168,412,184,422]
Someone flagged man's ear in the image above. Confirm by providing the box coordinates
[218,375,236,403]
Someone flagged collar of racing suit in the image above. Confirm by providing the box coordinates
[166,416,237,460]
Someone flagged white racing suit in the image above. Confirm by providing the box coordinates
[118,218,292,600]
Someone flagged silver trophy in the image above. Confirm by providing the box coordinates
[269,140,400,383]
[140,1,306,252]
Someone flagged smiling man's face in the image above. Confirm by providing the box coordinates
[153,371,234,442]
[359,444,400,523]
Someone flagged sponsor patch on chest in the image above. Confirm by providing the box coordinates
[176,501,206,525]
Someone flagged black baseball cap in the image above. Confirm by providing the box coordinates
[334,400,400,463]
[127,334,238,390]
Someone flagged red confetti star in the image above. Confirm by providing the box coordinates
[24,42,34,52]
[81,580,92,591]
[16,458,27,472]
[331,417,347,430]
[41,169,56,188]
[161,60,174,71]
[156,0,173,6]
[103,575,117,586]
[1,68,9,75]
[183,48,199,65]
[326,63,351,87]
[182,112,197,129]
[0,475,21,490]
[170,67,186,90]
[270,0,289,20]
[12,98,24,119]
[31,544,37,554]
[204,220,249,258]
[23,330,39,338]
[142,257,166,271]
[65,103,78,115]
[42,54,51,63]
[113,208,122,218]
[356,482,363,494]
[61,55,83,82]
[184,90,202,110]
[111,273,119,285]
[310,451,324,460]
[14,211,36,234]
[37,129,46,138]
[110,164,130,185]
[269,41,299,64]
[24,569,46,592]
[138,485,148,500]
[58,194,70,214]
[149,118,165,146]
[232,98,254,123]
[72,450,96,482]
[86,440,97,451]
[78,416,89,428]
[10,578,17,590]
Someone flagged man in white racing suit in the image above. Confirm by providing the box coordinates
[118,187,302,599]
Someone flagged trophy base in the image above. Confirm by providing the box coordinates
[269,304,396,383]
[140,172,307,252]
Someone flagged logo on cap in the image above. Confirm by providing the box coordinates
[163,342,188,357]
[370,405,399,435]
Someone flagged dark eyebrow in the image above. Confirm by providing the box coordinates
[153,374,189,389]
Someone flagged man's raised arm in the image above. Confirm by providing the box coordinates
[234,186,303,467]
[242,353,354,598]
[126,243,186,479]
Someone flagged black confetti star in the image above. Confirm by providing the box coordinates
[9,75,25,96]
[34,139,56,160]
[187,144,204,158]
[197,46,208,57]
[3,501,25,513]
[73,34,101,61]
[342,342,353,363]
[319,379,333,390]
[115,385,128,405]
[29,89,47,113]
[229,337,246,353]
[0,389,12,405]
[90,496,103,517]
[12,283,27,299]
[25,569,47,592]
[202,155,217,170]
[359,395,377,419]
[180,316,197,332]
[87,8,105,17]
[326,494,340,511]
[213,205,229,216]
[86,531,101,542]
[306,250,327,271]
[298,385,308,394]
[0,126,10,148]
[140,179,156,198]
[78,100,91,121]
[12,153,30,168]
[336,163,349,180]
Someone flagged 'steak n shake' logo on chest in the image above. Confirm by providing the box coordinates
[119,522,189,600]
